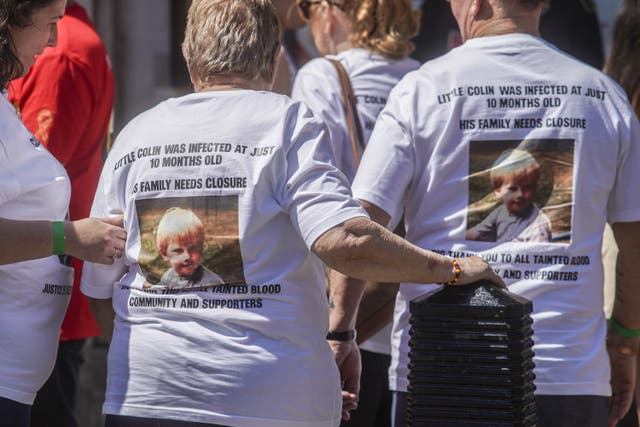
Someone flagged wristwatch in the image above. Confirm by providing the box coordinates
[326,330,357,341]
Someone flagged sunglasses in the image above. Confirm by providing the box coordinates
[297,0,344,21]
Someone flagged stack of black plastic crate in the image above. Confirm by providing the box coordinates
[407,280,537,427]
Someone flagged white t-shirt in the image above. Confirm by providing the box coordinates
[292,49,419,354]
[468,204,552,243]
[292,48,420,182]
[0,94,73,404]
[353,34,640,396]
[81,90,367,426]
[156,265,223,289]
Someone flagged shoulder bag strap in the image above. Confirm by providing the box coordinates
[327,58,366,168]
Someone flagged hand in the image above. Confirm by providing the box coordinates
[607,331,640,427]
[65,216,127,264]
[328,339,361,421]
[455,256,506,288]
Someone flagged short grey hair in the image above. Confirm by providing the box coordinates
[182,0,280,85]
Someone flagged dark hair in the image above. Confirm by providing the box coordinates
[0,0,56,88]
[604,0,640,115]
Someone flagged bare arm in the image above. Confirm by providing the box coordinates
[319,201,504,331]
[316,201,504,420]
[0,217,126,266]
[326,202,392,333]
[324,202,390,421]
[89,297,115,343]
[313,217,503,288]
[607,221,640,427]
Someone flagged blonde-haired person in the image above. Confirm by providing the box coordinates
[292,0,420,182]
[180,1,279,90]
[81,0,502,426]
[291,2,420,426]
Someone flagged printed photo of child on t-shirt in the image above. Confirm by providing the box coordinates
[466,140,574,244]
[136,195,245,289]
[155,207,224,289]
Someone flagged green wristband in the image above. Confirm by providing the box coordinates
[52,221,66,255]
[608,317,640,339]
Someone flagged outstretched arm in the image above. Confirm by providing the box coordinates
[0,216,126,266]
[312,215,502,287]
[324,202,390,421]
[314,201,504,420]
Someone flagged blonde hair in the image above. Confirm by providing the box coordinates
[489,149,540,190]
[156,208,205,256]
[182,0,280,85]
[342,0,420,60]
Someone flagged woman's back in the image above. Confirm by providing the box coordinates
[293,49,419,180]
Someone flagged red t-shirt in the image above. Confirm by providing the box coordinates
[8,4,115,341]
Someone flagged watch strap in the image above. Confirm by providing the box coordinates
[326,330,357,341]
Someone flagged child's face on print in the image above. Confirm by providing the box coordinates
[495,176,537,215]
[164,239,202,277]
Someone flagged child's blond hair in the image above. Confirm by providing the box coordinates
[156,207,205,256]
[489,149,540,190]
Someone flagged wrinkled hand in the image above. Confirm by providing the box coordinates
[65,217,127,265]
[328,339,361,421]
[455,256,506,288]
[607,331,640,427]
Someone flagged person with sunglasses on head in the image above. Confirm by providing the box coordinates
[292,0,419,184]
[0,0,126,425]
[333,0,640,426]
[291,1,420,426]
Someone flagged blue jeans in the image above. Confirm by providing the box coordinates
[0,396,30,427]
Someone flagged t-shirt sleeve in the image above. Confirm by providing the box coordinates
[607,105,640,224]
[276,102,368,249]
[80,130,129,299]
[352,79,416,224]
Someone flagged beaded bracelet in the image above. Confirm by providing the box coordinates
[608,317,640,339]
[441,258,461,286]
[52,221,66,255]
